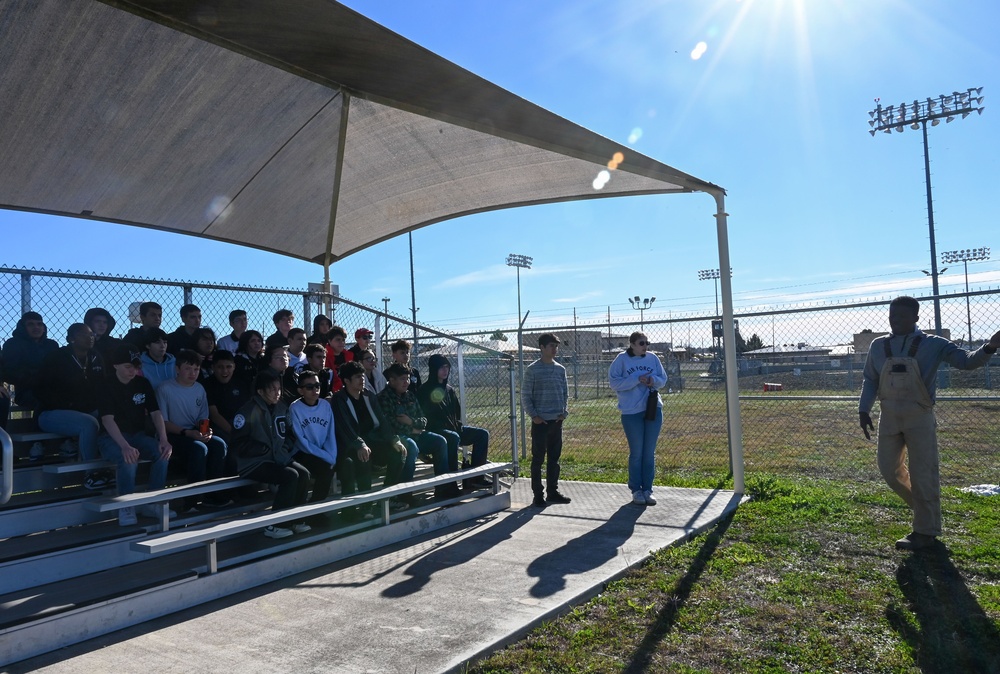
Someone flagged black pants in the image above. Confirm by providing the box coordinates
[337,450,373,495]
[244,460,310,511]
[295,451,336,502]
[530,419,563,497]
[370,441,405,487]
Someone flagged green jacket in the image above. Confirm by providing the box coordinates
[231,394,294,474]
[376,386,427,437]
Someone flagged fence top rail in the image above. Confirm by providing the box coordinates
[0,265,309,295]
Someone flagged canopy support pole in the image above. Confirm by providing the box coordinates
[712,191,744,494]
[322,91,351,313]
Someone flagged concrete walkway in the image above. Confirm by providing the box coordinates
[12,480,741,674]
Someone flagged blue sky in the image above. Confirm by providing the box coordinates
[2,0,998,335]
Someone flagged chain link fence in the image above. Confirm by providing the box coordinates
[4,266,999,487]
[0,266,517,465]
[470,290,1000,487]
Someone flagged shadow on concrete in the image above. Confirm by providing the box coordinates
[886,545,1000,673]
[622,511,735,674]
[380,507,540,599]
[526,504,644,598]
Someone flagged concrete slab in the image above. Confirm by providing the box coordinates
[10,481,741,674]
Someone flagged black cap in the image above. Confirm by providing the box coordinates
[110,344,142,366]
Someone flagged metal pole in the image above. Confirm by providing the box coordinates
[409,232,418,349]
[921,120,943,336]
[572,307,579,400]
[713,192,744,494]
[963,260,972,345]
[508,358,519,472]
[19,272,31,315]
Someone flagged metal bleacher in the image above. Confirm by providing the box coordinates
[0,425,512,667]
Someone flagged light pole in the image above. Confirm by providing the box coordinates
[698,268,731,358]
[628,296,656,329]
[507,253,532,459]
[868,87,985,335]
[942,247,990,346]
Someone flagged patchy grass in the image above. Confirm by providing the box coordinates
[467,476,1000,674]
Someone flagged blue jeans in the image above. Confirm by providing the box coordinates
[98,432,169,495]
[398,437,419,482]
[38,409,99,460]
[410,431,449,475]
[439,426,489,469]
[621,409,662,493]
[167,433,229,508]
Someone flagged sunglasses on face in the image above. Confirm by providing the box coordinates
[634,341,648,346]
[298,383,320,390]
[363,357,376,363]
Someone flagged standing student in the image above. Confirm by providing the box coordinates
[609,332,666,506]
[523,333,571,508]
[859,295,1000,550]
[231,370,311,539]
[97,345,174,526]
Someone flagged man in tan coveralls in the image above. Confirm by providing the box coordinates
[859,296,1000,550]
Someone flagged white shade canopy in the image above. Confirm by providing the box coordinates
[0,0,722,266]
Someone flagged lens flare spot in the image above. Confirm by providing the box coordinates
[690,41,708,60]
[592,170,611,190]
[205,195,230,221]
[628,128,643,144]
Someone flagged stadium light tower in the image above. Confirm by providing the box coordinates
[868,87,985,335]
[628,296,656,329]
[942,247,990,346]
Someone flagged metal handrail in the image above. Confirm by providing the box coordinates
[1,427,12,505]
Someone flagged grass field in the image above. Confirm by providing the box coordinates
[468,475,1000,673]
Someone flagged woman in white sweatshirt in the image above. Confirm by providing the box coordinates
[608,332,666,506]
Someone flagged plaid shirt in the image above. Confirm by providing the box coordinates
[376,386,427,436]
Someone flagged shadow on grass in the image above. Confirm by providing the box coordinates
[887,546,1000,674]
[622,512,735,674]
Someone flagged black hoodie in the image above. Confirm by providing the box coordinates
[416,354,463,434]
[1,313,59,408]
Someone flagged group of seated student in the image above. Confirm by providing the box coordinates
[1,307,492,535]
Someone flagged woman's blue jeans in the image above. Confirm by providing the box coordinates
[621,408,662,493]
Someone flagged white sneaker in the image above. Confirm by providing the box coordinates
[644,491,657,506]
[632,490,646,505]
[291,522,312,534]
[138,504,178,519]
[264,525,293,539]
[118,506,137,526]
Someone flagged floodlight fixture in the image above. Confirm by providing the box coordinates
[867,87,985,335]
[941,247,991,346]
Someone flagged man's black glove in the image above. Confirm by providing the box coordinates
[859,411,874,440]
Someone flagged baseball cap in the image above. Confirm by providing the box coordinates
[110,344,142,366]
[355,328,374,339]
